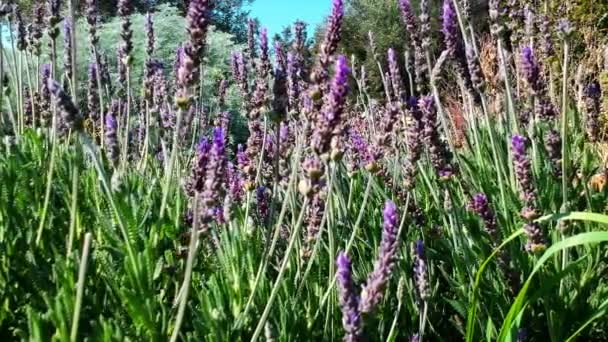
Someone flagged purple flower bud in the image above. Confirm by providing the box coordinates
[63,20,73,88]
[46,0,63,40]
[87,63,99,121]
[511,135,536,204]
[544,129,562,178]
[413,240,429,301]
[145,12,155,58]
[468,193,498,241]
[584,81,601,142]
[419,96,456,179]
[520,47,543,96]
[336,252,362,342]
[399,0,419,47]
[387,48,403,101]
[312,55,351,157]
[247,19,257,67]
[256,186,271,224]
[360,201,400,313]
[287,52,301,112]
[186,0,211,59]
[48,79,81,130]
[105,101,119,165]
[86,0,99,48]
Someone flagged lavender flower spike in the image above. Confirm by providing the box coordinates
[520,47,543,96]
[468,193,498,241]
[105,102,119,165]
[511,135,536,205]
[413,240,429,301]
[312,55,351,158]
[336,252,362,342]
[360,201,400,314]
[48,79,81,130]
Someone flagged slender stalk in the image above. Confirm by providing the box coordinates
[70,233,93,342]
[559,40,570,296]
[67,161,79,258]
[170,194,201,342]
[160,106,184,217]
[250,198,309,341]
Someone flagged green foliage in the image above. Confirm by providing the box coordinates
[570,0,608,33]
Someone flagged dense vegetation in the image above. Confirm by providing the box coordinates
[1,0,608,341]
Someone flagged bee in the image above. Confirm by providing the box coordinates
[588,172,608,192]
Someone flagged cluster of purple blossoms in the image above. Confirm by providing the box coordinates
[442,0,478,102]
[105,101,120,165]
[584,81,602,142]
[117,0,133,88]
[403,97,424,188]
[359,201,400,313]
[335,201,401,340]
[336,252,363,342]
[14,7,27,52]
[186,128,228,230]
[87,64,99,122]
[468,193,520,294]
[46,0,63,41]
[85,0,99,50]
[63,20,73,88]
[27,4,45,56]
[311,55,351,159]
[412,240,429,301]
[249,27,270,121]
[419,96,456,180]
[520,47,557,122]
[511,135,546,253]
[398,0,428,94]
[48,79,82,131]
[39,64,52,126]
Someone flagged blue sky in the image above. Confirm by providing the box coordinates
[247,0,331,38]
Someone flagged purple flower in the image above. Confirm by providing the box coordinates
[468,193,498,241]
[186,0,211,58]
[441,0,459,54]
[116,0,133,88]
[231,52,250,99]
[256,186,271,224]
[247,19,257,67]
[14,7,27,51]
[336,252,362,342]
[105,102,119,165]
[387,48,403,101]
[63,19,73,83]
[511,135,536,204]
[544,129,562,178]
[312,55,351,157]
[250,28,271,119]
[48,79,81,130]
[419,96,456,179]
[145,12,155,58]
[419,0,430,48]
[39,64,52,125]
[584,81,601,142]
[46,0,63,40]
[226,161,244,203]
[399,0,419,47]
[186,137,211,196]
[86,0,99,48]
[287,52,301,112]
[520,47,543,96]
[359,201,400,313]
[28,4,45,55]
[311,0,344,93]
[87,63,99,121]
[413,240,429,301]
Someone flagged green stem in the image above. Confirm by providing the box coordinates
[70,233,92,342]
[250,198,309,341]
